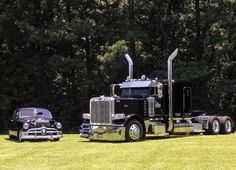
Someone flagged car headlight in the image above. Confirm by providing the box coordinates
[23,123,29,130]
[56,122,62,129]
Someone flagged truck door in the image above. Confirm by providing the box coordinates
[150,87,163,117]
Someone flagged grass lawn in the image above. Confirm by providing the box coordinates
[1,133,236,170]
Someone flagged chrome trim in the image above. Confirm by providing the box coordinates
[90,97,114,125]
[21,135,62,140]
[157,82,163,98]
[225,120,232,133]
[110,84,121,97]
[212,119,220,133]
[20,127,62,140]
[125,54,133,79]
[26,127,60,131]
[56,122,62,130]
[173,117,192,121]
[120,80,156,88]
[173,120,193,133]
[167,48,178,132]
[23,123,29,130]
[153,124,166,135]
[192,123,204,133]
[80,125,126,141]
[147,97,155,117]
[150,118,164,121]
[144,120,167,136]
[144,120,150,133]
[128,124,140,140]
[193,115,209,129]
[112,113,125,120]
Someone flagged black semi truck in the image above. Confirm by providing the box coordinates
[80,49,234,142]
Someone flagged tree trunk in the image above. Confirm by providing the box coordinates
[128,0,136,59]
[195,0,203,61]
[34,0,41,27]
[65,0,71,22]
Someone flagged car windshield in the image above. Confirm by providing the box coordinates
[121,88,150,98]
[18,108,52,118]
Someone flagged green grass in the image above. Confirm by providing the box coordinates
[1,134,236,170]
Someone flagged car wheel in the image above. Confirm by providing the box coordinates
[205,116,220,135]
[219,116,233,134]
[9,134,14,140]
[125,119,144,142]
[53,138,60,142]
[17,130,23,142]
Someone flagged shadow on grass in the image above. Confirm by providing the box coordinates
[145,134,202,141]
[4,137,58,143]
[80,139,126,144]
[79,133,206,144]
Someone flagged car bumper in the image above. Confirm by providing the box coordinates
[21,134,62,140]
[21,128,62,140]
[80,124,126,141]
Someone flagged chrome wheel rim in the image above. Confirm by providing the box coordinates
[212,120,220,133]
[225,120,232,133]
[129,124,140,140]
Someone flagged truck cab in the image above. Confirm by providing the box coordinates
[80,49,234,142]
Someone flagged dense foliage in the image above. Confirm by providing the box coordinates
[0,0,235,133]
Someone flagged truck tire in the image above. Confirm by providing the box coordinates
[205,116,220,135]
[232,122,236,133]
[219,116,233,134]
[125,119,144,142]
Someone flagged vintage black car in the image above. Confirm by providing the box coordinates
[9,108,62,142]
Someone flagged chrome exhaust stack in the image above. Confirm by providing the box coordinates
[125,54,133,80]
[167,48,178,132]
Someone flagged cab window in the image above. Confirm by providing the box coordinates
[121,88,150,98]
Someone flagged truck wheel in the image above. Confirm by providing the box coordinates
[232,122,236,133]
[205,116,220,135]
[219,116,233,134]
[125,119,144,142]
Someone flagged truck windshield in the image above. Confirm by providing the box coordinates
[121,88,150,98]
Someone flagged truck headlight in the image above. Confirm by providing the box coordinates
[56,122,62,129]
[112,113,125,120]
[23,123,29,130]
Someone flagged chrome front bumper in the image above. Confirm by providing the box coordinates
[80,124,126,141]
[21,127,62,140]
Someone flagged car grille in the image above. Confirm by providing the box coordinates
[35,122,50,127]
[26,128,61,136]
[90,97,114,125]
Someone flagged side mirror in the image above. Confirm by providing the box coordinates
[157,83,163,98]
[110,84,121,97]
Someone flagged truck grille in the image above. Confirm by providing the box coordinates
[90,97,114,125]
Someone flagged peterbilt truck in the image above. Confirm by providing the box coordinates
[80,49,234,142]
